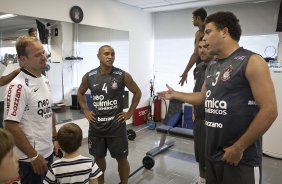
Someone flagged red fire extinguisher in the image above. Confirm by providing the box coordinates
[153,96,161,122]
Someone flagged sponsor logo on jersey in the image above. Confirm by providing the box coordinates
[113,71,122,75]
[11,84,23,116]
[92,95,118,110]
[37,99,52,119]
[221,65,233,82]
[205,120,223,128]
[97,116,115,122]
[205,90,227,115]
[234,55,246,61]
[111,78,118,90]
[248,100,257,106]
[89,70,97,76]
[93,84,99,87]
[6,84,14,114]
[25,78,29,86]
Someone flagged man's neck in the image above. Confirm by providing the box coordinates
[99,66,112,75]
[22,68,41,78]
[217,41,240,60]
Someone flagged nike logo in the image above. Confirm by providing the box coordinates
[123,149,128,153]
[93,84,99,87]
[34,88,39,92]
[207,75,213,78]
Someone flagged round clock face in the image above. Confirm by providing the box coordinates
[70,6,84,23]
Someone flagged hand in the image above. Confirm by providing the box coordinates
[116,112,130,122]
[30,154,48,175]
[222,145,243,166]
[84,110,96,123]
[157,84,175,100]
[179,73,188,86]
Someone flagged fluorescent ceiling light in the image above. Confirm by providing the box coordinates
[0,14,17,20]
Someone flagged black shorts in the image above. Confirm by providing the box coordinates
[193,118,206,171]
[206,160,261,184]
[88,129,128,159]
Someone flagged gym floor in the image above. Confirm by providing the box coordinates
[55,107,282,184]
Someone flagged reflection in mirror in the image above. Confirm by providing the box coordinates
[0,12,129,105]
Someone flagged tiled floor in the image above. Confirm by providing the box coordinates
[55,107,282,184]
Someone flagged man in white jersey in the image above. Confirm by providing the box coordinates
[158,11,277,184]
[4,36,59,184]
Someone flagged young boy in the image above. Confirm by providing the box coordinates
[43,123,102,184]
[0,128,19,183]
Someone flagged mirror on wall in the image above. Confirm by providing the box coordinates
[0,12,129,105]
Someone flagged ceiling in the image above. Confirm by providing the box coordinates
[113,0,273,12]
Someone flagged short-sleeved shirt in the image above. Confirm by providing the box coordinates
[43,155,102,184]
[4,69,53,160]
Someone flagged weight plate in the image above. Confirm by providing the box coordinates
[142,155,155,169]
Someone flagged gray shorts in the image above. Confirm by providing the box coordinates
[88,130,128,159]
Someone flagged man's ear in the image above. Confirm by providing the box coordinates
[221,27,229,38]
[18,56,27,67]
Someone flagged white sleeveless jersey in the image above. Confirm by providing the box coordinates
[4,71,53,161]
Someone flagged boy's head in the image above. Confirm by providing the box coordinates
[0,128,19,182]
[57,123,82,154]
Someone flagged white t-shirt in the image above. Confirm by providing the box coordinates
[44,155,102,184]
[4,71,53,161]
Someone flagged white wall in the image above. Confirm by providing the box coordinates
[0,0,154,108]
[154,0,279,38]
[153,0,279,91]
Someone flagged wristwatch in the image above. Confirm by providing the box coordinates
[70,6,84,23]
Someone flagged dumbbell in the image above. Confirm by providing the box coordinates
[119,155,155,184]
[127,120,156,141]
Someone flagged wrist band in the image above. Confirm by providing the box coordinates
[30,153,39,161]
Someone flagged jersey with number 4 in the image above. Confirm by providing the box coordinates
[87,67,125,137]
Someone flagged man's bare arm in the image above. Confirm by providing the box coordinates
[123,72,141,118]
[77,74,95,122]
[0,68,21,87]
[179,31,204,86]
[223,54,278,165]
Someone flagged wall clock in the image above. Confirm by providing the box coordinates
[70,6,84,23]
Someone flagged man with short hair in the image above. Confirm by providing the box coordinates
[191,38,215,184]
[77,45,141,184]
[159,11,277,184]
[4,36,59,184]
[179,8,207,86]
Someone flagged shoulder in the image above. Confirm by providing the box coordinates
[88,68,99,77]
[112,67,125,75]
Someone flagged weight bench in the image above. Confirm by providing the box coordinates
[146,99,194,157]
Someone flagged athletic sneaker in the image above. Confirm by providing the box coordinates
[191,176,206,184]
